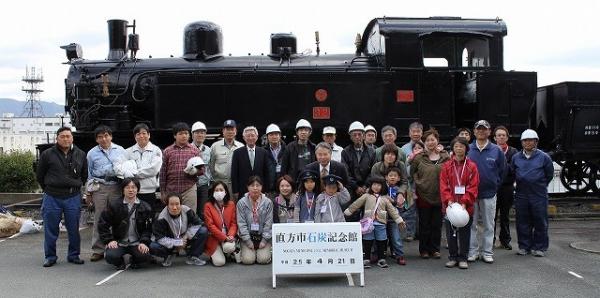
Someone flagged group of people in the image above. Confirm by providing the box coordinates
[35,117,554,271]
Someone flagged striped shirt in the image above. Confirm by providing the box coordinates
[160,143,200,194]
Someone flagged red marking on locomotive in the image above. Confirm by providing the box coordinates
[396,90,414,102]
[315,89,328,102]
[313,107,330,119]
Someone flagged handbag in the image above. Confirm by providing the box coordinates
[250,231,262,249]
[360,196,382,234]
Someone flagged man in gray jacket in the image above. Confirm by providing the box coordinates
[209,120,243,198]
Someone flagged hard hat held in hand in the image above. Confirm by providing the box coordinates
[184,156,206,175]
[446,202,469,228]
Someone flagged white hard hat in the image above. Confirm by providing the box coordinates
[296,119,312,130]
[266,123,281,135]
[348,121,365,133]
[187,156,206,167]
[191,121,207,132]
[183,156,206,175]
[446,202,469,228]
[365,125,376,134]
[323,126,336,135]
[521,129,539,140]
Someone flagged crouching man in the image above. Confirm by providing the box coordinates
[98,178,153,269]
[150,193,209,266]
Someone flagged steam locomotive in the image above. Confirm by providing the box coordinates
[58,17,600,194]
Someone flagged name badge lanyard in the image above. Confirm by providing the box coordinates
[306,193,314,221]
[327,197,335,221]
[454,159,467,198]
[252,198,261,224]
[216,203,227,233]
[175,216,183,240]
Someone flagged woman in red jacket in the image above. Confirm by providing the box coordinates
[440,137,479,269]
[203,181,238,266]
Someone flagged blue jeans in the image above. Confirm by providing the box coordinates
[401,204,417,238]
[41,193,81,262]
[386,221,404,257]
[363,222,387,241]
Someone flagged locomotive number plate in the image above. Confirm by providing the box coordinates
[313,107,330,119]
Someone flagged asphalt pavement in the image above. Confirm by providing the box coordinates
[1,220,599,298]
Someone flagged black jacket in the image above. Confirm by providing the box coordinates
[264,141,287,180]
[281,140,316,182]
[36,144,87,198]
[341,144,376,189]
[98,197,153,245]
[502,146,519,185]
[231,146,274,194]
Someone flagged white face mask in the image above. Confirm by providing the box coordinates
[213,191,226,201]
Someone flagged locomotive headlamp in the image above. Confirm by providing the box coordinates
[60,43,83,61]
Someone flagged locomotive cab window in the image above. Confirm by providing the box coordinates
[366,25,386,56]
[421,34,490,69]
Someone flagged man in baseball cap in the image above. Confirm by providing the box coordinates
[209,119,243,198]
[474,120,491,129]
[467,119,506,264]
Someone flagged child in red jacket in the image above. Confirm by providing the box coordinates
[439,137,479,269]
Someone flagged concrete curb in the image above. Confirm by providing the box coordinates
[570,241,600,254]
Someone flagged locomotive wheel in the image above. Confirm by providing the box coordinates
[560,160,593,194]
[591,165,600,195]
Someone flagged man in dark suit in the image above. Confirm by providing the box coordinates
[304,142,355,194]
[231,126,274,197]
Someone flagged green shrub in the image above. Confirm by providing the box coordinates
[0,150,37,192]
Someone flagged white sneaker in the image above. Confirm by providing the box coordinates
[532,250,545,257]
[482,255,494,263]
[186,256,207,266]
[467,255,479,262]
[517,249,529,256]
[162,254,175,267]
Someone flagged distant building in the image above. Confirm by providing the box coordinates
[0,113,70,153]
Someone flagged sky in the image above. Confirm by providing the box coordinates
[1,0,599,105]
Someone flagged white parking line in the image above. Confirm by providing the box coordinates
[95,265,129,286]
[568,271,583,279]
[0,233,22,243]
[346,273,355,286]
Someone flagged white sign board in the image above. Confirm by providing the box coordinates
[272,222,364,288]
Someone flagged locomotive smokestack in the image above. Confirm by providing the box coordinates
[107,19,128,60]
